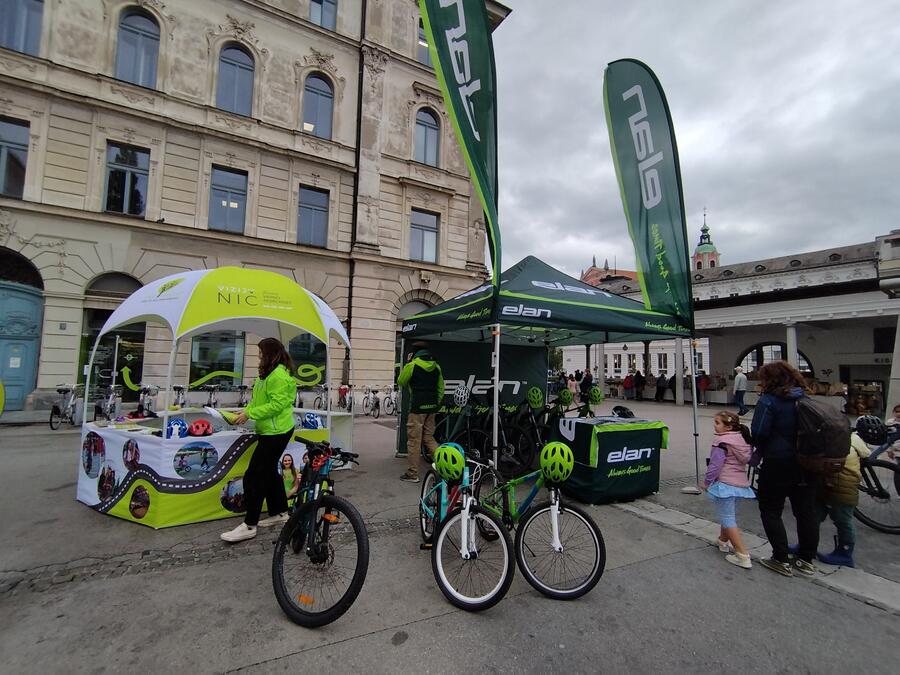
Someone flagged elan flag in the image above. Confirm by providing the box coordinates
[604,59,694,331]
[419,0,501,288]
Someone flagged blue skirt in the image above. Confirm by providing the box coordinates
[707,481,756,499]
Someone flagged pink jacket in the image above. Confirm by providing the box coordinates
[704,430,752,488]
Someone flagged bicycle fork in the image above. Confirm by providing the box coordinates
[459,495,478,560]
[549,488,564,553]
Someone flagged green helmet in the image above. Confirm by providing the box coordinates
[526,386,544,410]
[540,442,574,483]
[557,388,573,406]
[588,386,604,405]
[433,443,465,482]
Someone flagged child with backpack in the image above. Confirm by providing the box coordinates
[703,411,756,569]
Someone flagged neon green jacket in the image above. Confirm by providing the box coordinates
[246,364,296,435]
[397,350,444,413]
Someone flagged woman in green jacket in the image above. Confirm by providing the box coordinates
[221,337,297,543]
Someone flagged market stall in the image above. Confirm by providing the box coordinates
[77,267,351,529]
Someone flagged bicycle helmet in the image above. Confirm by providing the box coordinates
[526,386,544,410]
[166,417,189,439]
[432,443,466,482]
[855,415,887,445]
[453,384,470,408]
[188,419,213,436]
[588,386,604,405]
[302,412,323,430]
[557,388,573,406]
[612,405,635,418]
[539,442,575,483]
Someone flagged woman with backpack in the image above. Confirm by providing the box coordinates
[750,361,820,577]
[703,411,756,569]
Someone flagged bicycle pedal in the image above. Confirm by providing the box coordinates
[419,543,432,550]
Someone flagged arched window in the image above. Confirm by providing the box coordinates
[0,0,43,56]
[417,19,432,66]
[709,260,716,268]
[737,343,813,378]
[85,273,142,299]
[696,260,702,270]
[414,109,439,166]
[302,74,333,139]
[216,45,254,116]
[115,10,160,88]
[0,246,43,289]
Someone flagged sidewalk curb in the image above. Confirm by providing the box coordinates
[613,499,900,615]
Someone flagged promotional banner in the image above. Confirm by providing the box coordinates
[419,0,501,289]
[604,59,694,331]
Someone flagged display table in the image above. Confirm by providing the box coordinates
[76,408,352,529]
[550,416,668,504]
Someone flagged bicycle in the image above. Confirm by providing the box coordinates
[171,385,186,409]
[50,384,82,429]
[137,383,159,416]
[94,384,122,422]
[312,384,328,411]
[200,384,219,409]
[272,441,369,627]
[236,384,250,408]
[855,444,899,534]
[369,387,381,419]
[361,386,372,416]
[383,385,397,416]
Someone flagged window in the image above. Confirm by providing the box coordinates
[298,185,328,248]
[0,117,29,199]
[115,11,160,88]
[417,18,432,66]
[208,166,247,234]
[613,354,622,373]
[709,260,716,268]
[696,352,704,370]
[190,331,245,388]
[696,261,702,270]
[410,208,438,263]
[105,142,149,216]
[1,0,43,55]
[309,0,337,31]
[302,74,333,139]
[627,354,636,371]
[415,109,439,166]
[738,343,813,377]
[216,45,254,116]
[657,353,668,373]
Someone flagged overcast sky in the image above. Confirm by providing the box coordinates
[490,0,900,278]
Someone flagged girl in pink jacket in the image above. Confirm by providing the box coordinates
[704,411,756,569]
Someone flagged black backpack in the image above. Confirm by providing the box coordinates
[795,397,850,474]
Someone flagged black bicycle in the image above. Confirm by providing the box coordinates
[854,449,900,534]
[272,441,369,627]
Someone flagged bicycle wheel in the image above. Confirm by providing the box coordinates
[49,405,62,430]
[419,469,439,543]
[272,494,370,627]
[450,428,491,461]
[473,469,503,541]
[373,400,380,419]
[431,505,514,611]
[515,500,606,600]
[363,395,370,416]
[384,396,395,415]
[854,460,900,534]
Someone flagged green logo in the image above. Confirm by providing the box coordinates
[157,278,185,297]
[294,363,325,387]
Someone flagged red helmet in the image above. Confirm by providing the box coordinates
[188,419,213,436]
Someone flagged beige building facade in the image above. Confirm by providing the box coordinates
[0,0,509,410]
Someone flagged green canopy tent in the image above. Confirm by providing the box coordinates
[401,256,693,466]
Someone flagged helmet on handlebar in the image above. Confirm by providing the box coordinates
[166,417,189,439]
[855,415,887,445]
[302,412,323,430]
[433,442,465,482]
[588,386,604,405]
[188,419,213,436]
[557,388,573,406]
[453,384,469,408]
[526,386,544,410]
[539,442,574,483]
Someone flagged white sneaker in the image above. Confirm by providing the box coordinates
[726,552,752,569]
[257,512,289,527]
[717,539,734,553]
[220,523,257,542]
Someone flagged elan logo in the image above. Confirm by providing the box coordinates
[439,0,482,141]
[622,84,663,209]
[444,375,525,397]
[607,446,654,463]
[402,323,417,333]
[501,304,551,318]
[531,280,612,298]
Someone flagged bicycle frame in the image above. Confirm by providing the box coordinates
[420,475,465,528]
[478,468,545,526]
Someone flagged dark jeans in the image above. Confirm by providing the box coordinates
[734,390,748,414]
[654,386,667,402]
[243,429,293,527]
[757,458,820,563]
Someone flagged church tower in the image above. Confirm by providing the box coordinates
[692,210,720,271]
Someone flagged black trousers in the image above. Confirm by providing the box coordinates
[756,458,820,563]
[243,430,293,527]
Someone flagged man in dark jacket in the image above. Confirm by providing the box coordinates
[397,342,444,482]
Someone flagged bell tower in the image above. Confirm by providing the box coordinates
[692,209,720,271]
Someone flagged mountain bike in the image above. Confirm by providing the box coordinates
[272,441,369,627]
[50,384,82,429]
[854,449,900,534]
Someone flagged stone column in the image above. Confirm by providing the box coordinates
[675,337,685,405]
[887,314,900,412]
[785,322,799,368]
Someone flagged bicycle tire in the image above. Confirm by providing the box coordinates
[496,424,534,478]
[450,428,491,461]
[272,494,370,627]
[363,395,370,416]
[515,500,606,599]
[419,469,439,543]
[473,468,503,541]
[854,459,900,534]
[313,396,323,411]
[49,405,62,430]
[431,505,514,611]
[384,397,395,415]
[372,400,380,419]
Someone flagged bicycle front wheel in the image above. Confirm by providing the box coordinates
[363,396,370,416]
[384,397,395,415]
[272,494,370,627]
[372,401,380,419]
[49,406,62,430]
[419,469,439,543]
[854,460,900,534]
[515,500,606,600]
[431,505,514,611]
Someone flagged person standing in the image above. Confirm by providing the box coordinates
[221,338,296,543]
[579,369,593,402]
[634,370,645,401]
[751,361,820,577]
[397,342,444,483]
[733,366,749,416]
[654,373,668,402]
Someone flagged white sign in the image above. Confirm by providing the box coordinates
[9,357,21,369]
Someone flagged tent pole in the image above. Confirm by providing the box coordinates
[325,339,331,432]
[82,341,100,427]
[681,338,702,495]
[492,323,500,468]
[161,343,177,433]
